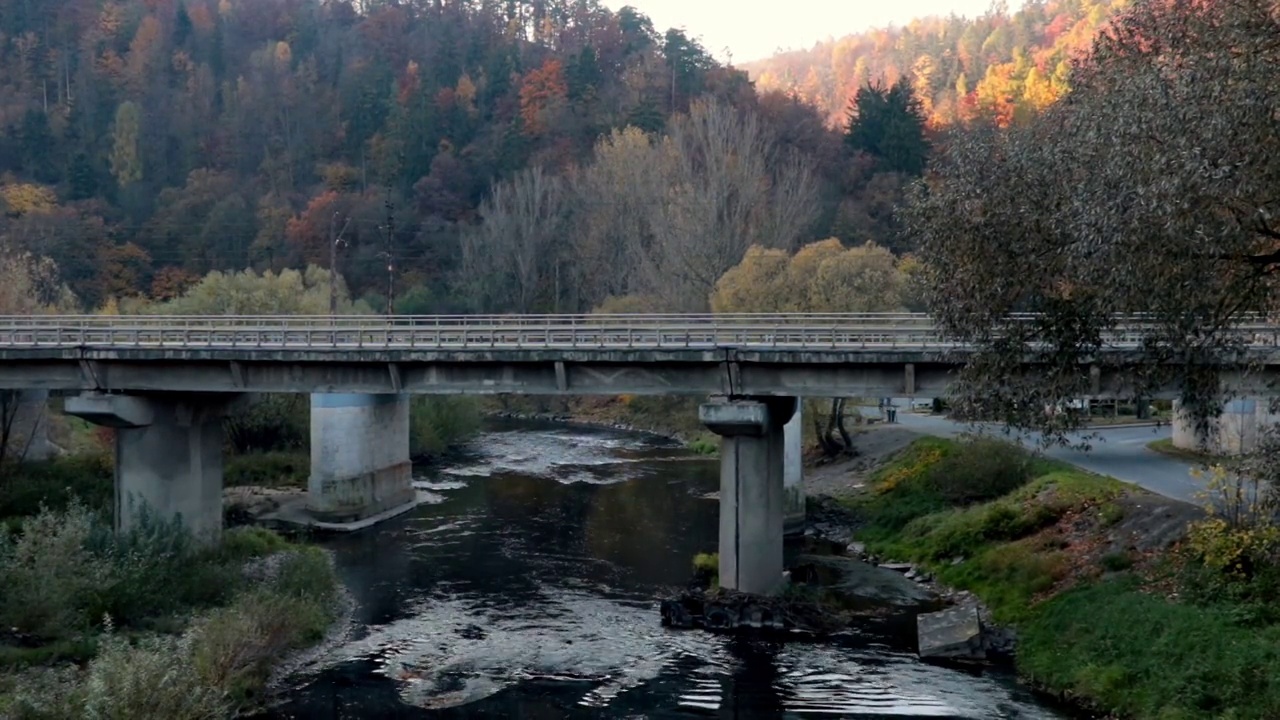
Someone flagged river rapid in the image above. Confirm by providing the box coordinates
[260,420,1066,719]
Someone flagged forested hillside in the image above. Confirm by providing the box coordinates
[743,0,1127,127]
[0,0,1121,318]
[0,0,802,312]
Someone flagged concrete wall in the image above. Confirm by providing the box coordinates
[1172,397,1280,455]
[308,393,414,521]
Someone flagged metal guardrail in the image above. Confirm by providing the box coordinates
[0,314,1276,351]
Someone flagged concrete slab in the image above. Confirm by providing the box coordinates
[261,489,433,532]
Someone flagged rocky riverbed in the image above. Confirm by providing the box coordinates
[661,425,1021,667]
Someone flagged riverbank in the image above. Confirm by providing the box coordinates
[483,395,719,451]
[0,509,345,719]
[818,427,1280,719]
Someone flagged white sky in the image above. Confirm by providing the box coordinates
[600,1,1026,63]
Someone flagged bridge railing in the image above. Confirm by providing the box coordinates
[0,314,1276,351]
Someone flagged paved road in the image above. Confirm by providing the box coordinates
[893,413,1205,503]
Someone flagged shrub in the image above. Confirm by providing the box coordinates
[190,551,338,707]
[924,438,1033,505]
[80,627,231,719]
[224,451,309,488]
[2,627,230,720]
[0,501,111,640]
[687,436,717,455]
[272,547,337,604]
[0,453,113,518]
[410,396,481,457]
[1186,517,1280,579]
[219,526,290,561]
[223,394,309,455]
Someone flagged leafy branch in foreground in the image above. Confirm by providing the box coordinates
[904,0,1280,445]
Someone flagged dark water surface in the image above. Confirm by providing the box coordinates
[262,420,1064,719]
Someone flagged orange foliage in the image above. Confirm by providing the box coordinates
[150,266,199,301]
[518,58,567,136]
[95,243,152,300]
[285,190,342,266]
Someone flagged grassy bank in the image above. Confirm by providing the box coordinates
[845,437,1280,719]
[0,504,340,718]
[1145,437,1225,465]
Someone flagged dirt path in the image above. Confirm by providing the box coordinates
[804,426,924,498]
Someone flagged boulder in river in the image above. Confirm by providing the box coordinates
[916,605,985,661]
[790,555,941,614]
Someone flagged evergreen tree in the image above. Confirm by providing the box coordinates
[844,79,931,176]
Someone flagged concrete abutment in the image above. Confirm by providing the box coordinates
[1171,396,1280,455]
[307,393,414,523]
[700,396,798,595]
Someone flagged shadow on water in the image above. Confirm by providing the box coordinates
[258,419,1065,719]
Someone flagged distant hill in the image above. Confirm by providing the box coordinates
[742,0,1128,128]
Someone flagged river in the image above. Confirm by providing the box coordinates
[260,420,1066,719]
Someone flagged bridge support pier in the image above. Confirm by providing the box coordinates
[307,393,414,522]
[783,400,805,536]
[65,392,241,542]
[700,396,797,595]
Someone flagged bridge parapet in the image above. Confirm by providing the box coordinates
[2,313,1278,351]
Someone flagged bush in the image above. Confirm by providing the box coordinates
[410,396,481,457]
[2,628,230,720]
[272,547,337,604]
[0,501,111,640]
[224,451,309,488]
[0,506,305,642]
[219,526,290,561]
[0,453,113,519]
[924,438,1033,505]
[223,394,309,455]
[687,436,717,455]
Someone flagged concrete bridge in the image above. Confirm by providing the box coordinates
[2,313,1278,596]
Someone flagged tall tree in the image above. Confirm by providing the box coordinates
[844,78,930,176]
[109,101,144,188]
[903,0,1280,443]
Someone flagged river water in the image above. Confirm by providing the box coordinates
[262,420,1065,719]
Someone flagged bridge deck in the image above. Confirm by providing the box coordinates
[0,314,1275,398]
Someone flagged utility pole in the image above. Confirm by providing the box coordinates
[328,211,351,315]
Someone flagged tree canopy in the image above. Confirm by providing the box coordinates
[904,0,1280,441]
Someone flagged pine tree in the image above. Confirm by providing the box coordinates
[844,78,930,176]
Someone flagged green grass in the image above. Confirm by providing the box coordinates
[1146,437,1225,464]
[850,436,1280,718]
[1020,579,1280,719]
[687,436,718,455]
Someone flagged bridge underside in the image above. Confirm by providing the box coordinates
[0,348,1249,398]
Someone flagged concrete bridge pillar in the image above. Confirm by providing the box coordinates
[307,393,413,522]
[700,396,797,595]
[783,400,805,536]
[65,392,239,542]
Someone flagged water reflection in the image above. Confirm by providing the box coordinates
[262,421,1063,719]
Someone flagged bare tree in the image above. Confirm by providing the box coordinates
[462,165,567,313]
[568,128,663,308]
